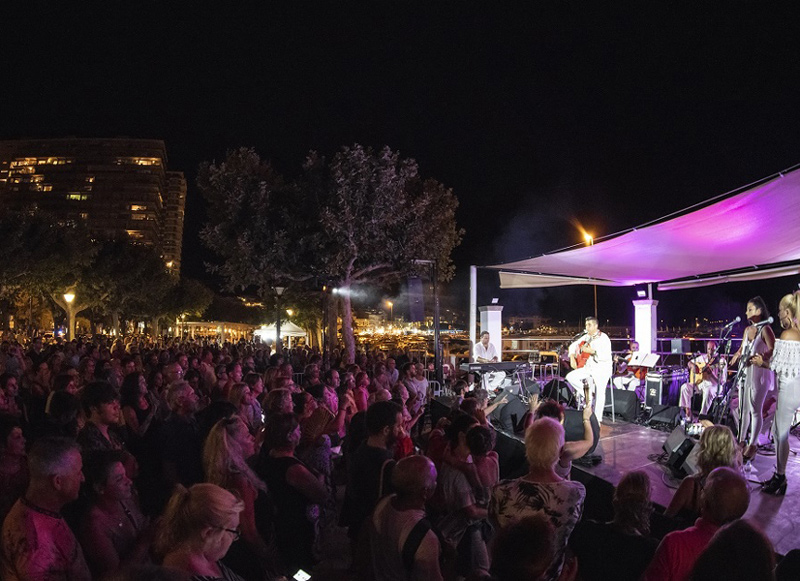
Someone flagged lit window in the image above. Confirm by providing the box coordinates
[79,213,89,220]
[130,204,147,211]
[86,176,95,183]
[66,193,88,201]
[126,230,144,239]
[43,185,52,191]
[131,214,146,220]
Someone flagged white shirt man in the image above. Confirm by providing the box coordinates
[565,317,613,423]
[474,332,498,363]
[679,341,723,420]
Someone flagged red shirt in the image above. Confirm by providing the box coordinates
[642,517,719,581]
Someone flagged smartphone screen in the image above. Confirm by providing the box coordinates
[293,570,311,581]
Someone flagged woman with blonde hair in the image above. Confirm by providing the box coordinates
[203,416,275,578]
[751,291,800,495]
[665,425,740,520]
[226,383,256,434]
[156,483,246,580]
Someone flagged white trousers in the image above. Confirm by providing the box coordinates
[679,380,717,416]
[566,367,611,423]
[738,364,774,447]
[773,374,800,475]
[613,374,640,391]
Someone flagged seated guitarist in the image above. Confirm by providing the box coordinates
[566,316,613,423]
[679,340,722,421]
[613,340,647,393]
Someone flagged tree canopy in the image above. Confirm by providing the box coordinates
[199,144,463,362]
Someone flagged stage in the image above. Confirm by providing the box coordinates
[573,419,800,556]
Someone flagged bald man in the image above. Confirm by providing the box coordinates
[643,466,750,581]
[369,455,443,581]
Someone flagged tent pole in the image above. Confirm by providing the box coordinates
[469,266,477,355]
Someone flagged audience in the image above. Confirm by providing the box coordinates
[642,466,751,581]
[489,417,585,581]
[664,425,740,523]
[155,483,246,581]
[77,450,152,578]
[257,412,327,575]
[1,437,91,580]
[0,336,791,581]
[570,470,657,580]
[688,519,775,581]
[369,455,443,581]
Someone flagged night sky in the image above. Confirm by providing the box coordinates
[3,3,800,326]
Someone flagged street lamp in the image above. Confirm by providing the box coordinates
[584,234,597,319]
[63,292,76,341]
[275,286,285,354]
[386,300,393,323]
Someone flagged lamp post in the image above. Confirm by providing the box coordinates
[386,300,393,324]
[275,286,285,354]
[63,292,76,341]
[584,234,597,319]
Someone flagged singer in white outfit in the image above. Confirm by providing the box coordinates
[566,317,613,423]
[750,291,800,496]
[730,296,775,461]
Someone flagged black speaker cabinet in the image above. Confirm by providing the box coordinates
[604,388,639,421]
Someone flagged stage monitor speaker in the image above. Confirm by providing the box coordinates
[663,425,698,478]
[604,388,639,421]
[488,392,529,433]
[563,408,600,456]
[648,405,681,428]
[542,378,572,405]
[671,339,691,354]
[520,377,541,397]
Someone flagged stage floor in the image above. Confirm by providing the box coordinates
[575,419,800,556]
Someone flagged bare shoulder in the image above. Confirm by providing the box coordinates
[780,328,800,341]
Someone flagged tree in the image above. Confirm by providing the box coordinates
[199,144,463,363]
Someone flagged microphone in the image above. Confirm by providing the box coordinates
[754,317,774,328]
[722,316,741,329]
[571,331,585,341]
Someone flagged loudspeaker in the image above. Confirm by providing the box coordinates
[520,377,541,397]
[671,339,691,354]
[563,408,601,456]
[645,373,664,408]
[542,378,572,405]
[663,425,698,477]
[488,392,529,433]
[604,388,639,421]
[648,405,681,428]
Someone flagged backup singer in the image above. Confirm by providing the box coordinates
[750,291,800,495]
[729,296,775,461]
[566,317,613,423]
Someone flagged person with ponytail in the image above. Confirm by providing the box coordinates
[729,296,775,461]
[155,483,246,581]
[750,291,800,495]
[203,416,276,579]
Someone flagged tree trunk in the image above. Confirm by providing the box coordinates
[326,293,338,363]
[150,316,160,337]
[340,285,355,364]
[111,311,120,336]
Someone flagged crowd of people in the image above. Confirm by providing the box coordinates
[0,290,799,581]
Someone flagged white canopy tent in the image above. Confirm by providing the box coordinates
[472,165,800,351]
[253,321,308,347]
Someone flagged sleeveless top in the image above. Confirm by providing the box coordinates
[771,339,800,382]
[742,326,772,389]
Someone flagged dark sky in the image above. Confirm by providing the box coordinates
[3,2,800,325]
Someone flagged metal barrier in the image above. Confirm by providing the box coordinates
[292,372,304,386]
